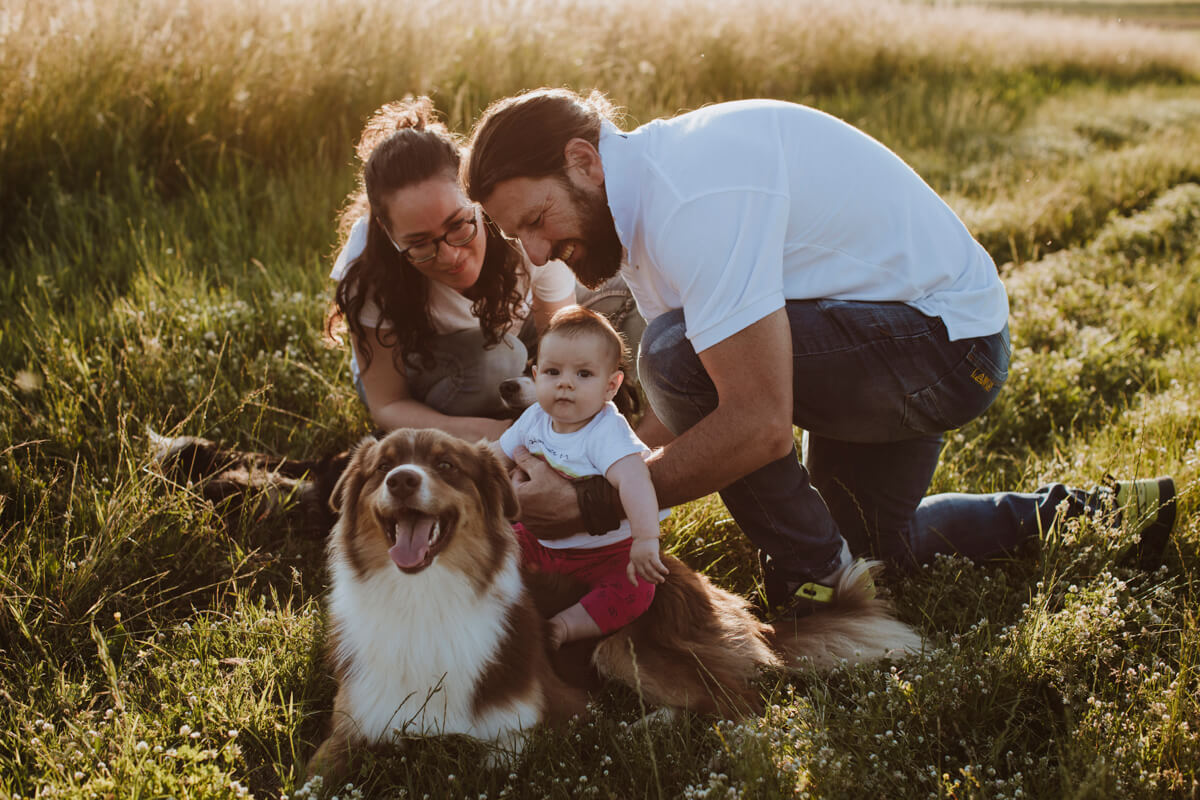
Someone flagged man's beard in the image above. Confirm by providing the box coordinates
[562,178,623,290]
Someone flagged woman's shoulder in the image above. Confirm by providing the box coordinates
[513,241,575,300]
[330,215,370,282]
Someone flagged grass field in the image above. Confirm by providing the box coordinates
[960,0,1200,28]
[2,0,1200,797]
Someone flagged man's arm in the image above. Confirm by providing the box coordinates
[643,308,794,507]
[511,309,794,535]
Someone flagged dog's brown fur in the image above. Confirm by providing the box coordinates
[308,428,920,776]
[150,427,919,771]
[309,430,588,777]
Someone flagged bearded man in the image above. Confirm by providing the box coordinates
[464,88,1175,619]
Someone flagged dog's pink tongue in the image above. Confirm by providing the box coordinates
[389,515,436,569]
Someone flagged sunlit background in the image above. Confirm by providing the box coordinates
[2,0,1199,797]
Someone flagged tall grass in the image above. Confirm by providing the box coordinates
[3,0,1199,227]
[3,0,1199,797]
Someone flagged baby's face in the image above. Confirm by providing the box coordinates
[533,331,621,433]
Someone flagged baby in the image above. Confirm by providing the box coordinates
[491,306,668,647]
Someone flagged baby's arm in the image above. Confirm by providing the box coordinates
[605,453,668,586]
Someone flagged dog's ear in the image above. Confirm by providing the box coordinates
[329,436,378,513]
[476,440,519,521]
[612,371,642,419]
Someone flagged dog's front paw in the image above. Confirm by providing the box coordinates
[306,733,351,783]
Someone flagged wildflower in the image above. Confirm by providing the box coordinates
[14,369,42,393]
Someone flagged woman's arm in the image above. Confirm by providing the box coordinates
[355,331,511,441]
[530,293,575,335]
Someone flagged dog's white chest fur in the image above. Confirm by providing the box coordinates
[326,549,540,748]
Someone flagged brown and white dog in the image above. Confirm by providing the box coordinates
[308,427,921,776]
[309,427,586,775]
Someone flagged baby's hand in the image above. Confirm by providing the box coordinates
[627,538,669,586]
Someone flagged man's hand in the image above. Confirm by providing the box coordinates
[509,446,584,538]
[627,537,668,586]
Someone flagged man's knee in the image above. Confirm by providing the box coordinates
[637,310,720,435]
[638,309,706,395]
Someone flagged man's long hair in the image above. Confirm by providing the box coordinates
[326,97,523,372]
[464,88,618,204]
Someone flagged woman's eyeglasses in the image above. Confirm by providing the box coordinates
[390,207,479,264]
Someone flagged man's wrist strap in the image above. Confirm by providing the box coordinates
[575,475,622,536]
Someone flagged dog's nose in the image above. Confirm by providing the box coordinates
[386,466,423,496]
[499,379,522,400]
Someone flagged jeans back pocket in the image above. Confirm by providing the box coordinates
[902,333,1009,435]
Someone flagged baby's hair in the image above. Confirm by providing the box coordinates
[543,306,626,370]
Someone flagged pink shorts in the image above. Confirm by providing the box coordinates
[513,524,656,634]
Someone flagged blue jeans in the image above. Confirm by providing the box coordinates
[639,300,1088,587]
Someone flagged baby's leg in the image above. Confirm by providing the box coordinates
[559,542,656,645]
[548,603,603,648]
[546,540,656,646]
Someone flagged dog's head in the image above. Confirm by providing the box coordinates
[499,376,538,413]
[329,428,519,585]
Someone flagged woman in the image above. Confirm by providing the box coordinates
[327,97,578,441]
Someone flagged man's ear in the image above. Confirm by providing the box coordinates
[604,368,625,402]
[563,138,605,187]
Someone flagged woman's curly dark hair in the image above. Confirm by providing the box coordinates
[326,97,525,373]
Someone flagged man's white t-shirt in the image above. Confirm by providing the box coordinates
[499,402,668,549]
[330,215,576,336]
[598,99,1009,353]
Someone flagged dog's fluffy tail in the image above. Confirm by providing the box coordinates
[766,560,922,670]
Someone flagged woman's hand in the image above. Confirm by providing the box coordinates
[508,446,584,538]
[478,417,513,442]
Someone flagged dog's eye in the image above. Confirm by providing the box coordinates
[435,460,455,472]
[376,460,390,474]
